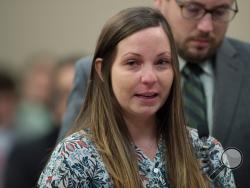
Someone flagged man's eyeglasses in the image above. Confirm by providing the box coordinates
[176,0,238,22]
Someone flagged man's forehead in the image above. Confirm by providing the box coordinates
[178,0,234,6]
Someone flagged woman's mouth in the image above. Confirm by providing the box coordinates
[134,92,159,105]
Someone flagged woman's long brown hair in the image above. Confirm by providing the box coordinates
[70,7,209,188]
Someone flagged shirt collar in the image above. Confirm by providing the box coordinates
[178,56,213,76]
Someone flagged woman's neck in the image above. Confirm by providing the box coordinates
[124,114,158,160]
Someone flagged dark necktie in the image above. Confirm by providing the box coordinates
[182,63,208,131]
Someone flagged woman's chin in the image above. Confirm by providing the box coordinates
[134,107,158,118]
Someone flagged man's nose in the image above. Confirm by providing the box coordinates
[197,13,214,33]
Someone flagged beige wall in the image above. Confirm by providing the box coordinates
[0,0,249,67]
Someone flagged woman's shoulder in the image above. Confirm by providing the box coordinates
[58,130,97,157]
[38,130,105,187]
[42,130,101,175]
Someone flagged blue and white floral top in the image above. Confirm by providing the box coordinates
[38,129,235,187]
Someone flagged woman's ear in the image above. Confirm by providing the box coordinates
[95,58,104,81]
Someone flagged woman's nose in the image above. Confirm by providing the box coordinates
[141,67,157,85]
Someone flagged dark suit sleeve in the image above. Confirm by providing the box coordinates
[4,129,58,188]
[4,146,26,188]
[57,56,92,141]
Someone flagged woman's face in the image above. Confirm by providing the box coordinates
[111,26,174,120]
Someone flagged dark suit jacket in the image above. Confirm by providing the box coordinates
[212,38,250,188]
[57,56,92,141]
[4,127,59,188]
[59,38,250,188]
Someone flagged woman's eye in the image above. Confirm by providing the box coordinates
[126,60,139,66]
[123,59,141,70]
[157,59,169,65]
[155,59,171,69]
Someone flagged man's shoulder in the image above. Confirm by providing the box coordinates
[225,37,250,53]
[76,55,93,68]
[74,55,93,76]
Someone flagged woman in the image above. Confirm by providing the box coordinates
[38,7,235,188]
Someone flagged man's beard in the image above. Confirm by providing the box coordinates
[176,35,222,63]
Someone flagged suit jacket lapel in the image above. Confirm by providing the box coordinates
[212,39,243,143]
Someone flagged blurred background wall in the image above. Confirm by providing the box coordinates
[0,0,249,69]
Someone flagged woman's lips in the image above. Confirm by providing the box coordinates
[134,92,159,105]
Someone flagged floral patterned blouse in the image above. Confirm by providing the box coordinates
[38,129,235,187]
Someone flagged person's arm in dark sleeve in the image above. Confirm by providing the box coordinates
[57,56,92,141]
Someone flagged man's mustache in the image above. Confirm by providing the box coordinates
[188,32,214,42]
